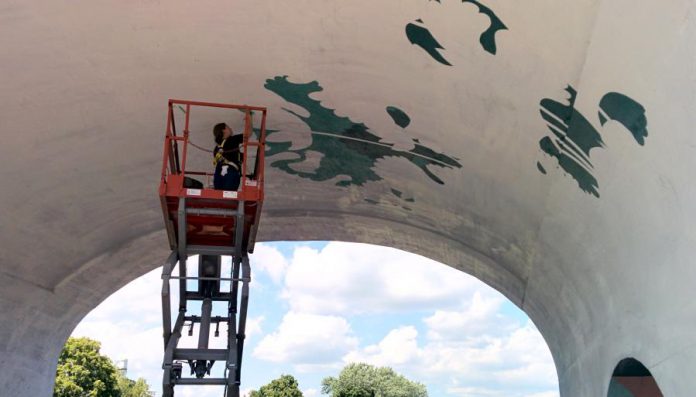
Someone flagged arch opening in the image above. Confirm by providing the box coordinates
[70,241,560,397]
[608,358,663,397]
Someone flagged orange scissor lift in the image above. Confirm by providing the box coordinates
[158,99,266,397]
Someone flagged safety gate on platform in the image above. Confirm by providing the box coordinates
[158,99,267,397]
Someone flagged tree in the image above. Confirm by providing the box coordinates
[54,337,153,397]
[250,374,304,397]
[53,337,121,397]
[117,372,153,397]
[321,363,427,397]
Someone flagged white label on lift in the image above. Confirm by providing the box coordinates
[186,189,201,196]
[223,191,238,199]
[245,180,258,187]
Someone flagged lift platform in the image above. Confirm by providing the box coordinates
[158,99,267,397]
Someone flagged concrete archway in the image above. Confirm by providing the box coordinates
[1,1,696,396]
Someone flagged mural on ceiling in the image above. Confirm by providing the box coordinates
[364,188,416,212]
[406,19,452,66]
[263,75,462,187]
[536,86,649,198]
[407,0,507,64]
[386,106,412,129]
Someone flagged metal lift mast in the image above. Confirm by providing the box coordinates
[158,100,267,397]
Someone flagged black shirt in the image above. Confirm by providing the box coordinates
[214,134,244,168]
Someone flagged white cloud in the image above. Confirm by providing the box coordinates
[282,242,482,315]
[72,264,266,397]
[445,389,558,397]
[72,242,558,397]
[525,392,560,397]
[420,321,557,392]
[303,388,320,397]
[446,387,506,397]
[253,311,359,368]
[251,244,289,285]
[490,324,558,388]
[424,291,513,341]
[341,316,557,397]
[344,326,421,367]
[246,315,265,340]
[255,242,557,396]
[176,386,225,397]
[72,268,164,385]
[75,267,163,325]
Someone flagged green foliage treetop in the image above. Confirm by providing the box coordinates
[250,374,304,397]
[53,337,152,397]
[321,363,427,397]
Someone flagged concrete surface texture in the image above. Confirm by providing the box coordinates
[1,0,694,396]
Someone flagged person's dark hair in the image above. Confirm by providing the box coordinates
[213,123,227,145]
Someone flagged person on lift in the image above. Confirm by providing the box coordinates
[212,122,243,191]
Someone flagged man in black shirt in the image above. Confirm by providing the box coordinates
[212,123,243,191]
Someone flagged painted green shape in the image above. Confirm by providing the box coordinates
[538,86,651,198]
[536,161,547,174]
[541,86,605,157]
[430,0,507,54]
[405,21,452,66]
[391,188,415,202]
[538,86,603,197]
[539,137,599,197]
[599,92,648,146]
[462,0,508,55]
[386,106,411,128]
[607,379,635,397]
[263,76,461,186]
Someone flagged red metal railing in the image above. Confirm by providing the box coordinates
[159,99,267,203]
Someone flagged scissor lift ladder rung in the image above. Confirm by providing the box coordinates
[161,197,250,397]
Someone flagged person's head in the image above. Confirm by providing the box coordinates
[213,123,233,144]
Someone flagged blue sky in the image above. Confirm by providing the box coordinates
[72,242,559,397]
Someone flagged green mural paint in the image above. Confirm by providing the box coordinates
[386,106,411,128]
[405,20,452,66]
[364,198,413,211]
[536,162,546,174]
[264,76,461,186]
[461,0,508,55]
[391,188,415,202]
[540,86,605,158]
[538,86,603,197]
[429,0,507,55]
[538,86,650,198]
[599,92,648,146]
[540,136,600,197]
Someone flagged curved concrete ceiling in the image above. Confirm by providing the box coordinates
[1,0,695,396]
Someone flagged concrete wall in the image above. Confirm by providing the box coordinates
[1,0,695,395]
